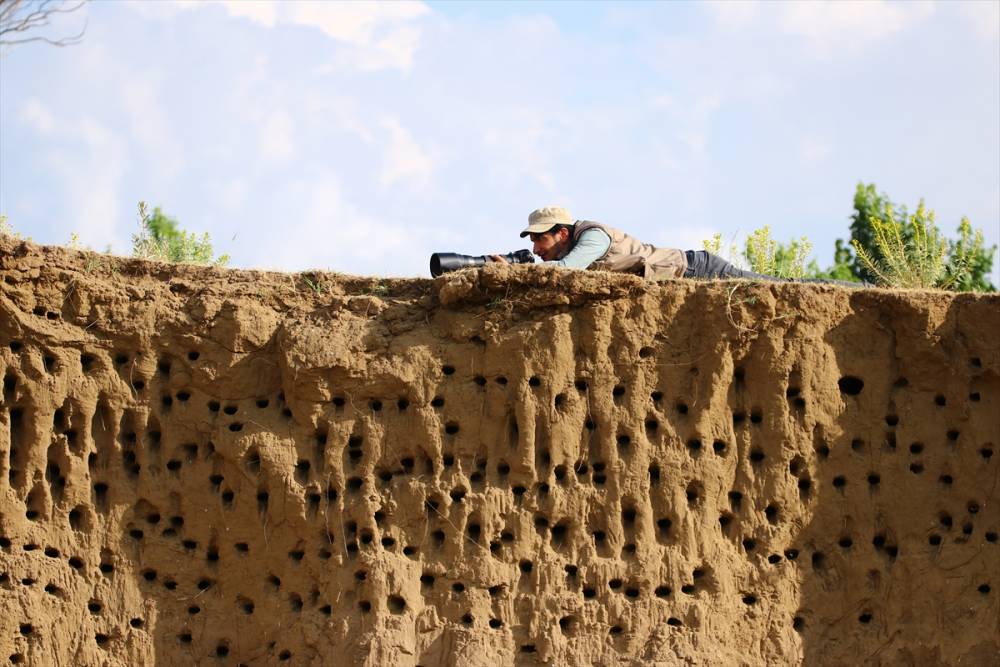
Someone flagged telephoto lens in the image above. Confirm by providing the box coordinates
[430,253,484,277]
[429,249,535,277]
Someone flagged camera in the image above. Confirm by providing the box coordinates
[429,249,535,277]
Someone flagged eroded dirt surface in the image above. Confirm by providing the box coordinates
[1,237,998,666]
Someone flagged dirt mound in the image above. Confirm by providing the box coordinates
[1,236,998,666]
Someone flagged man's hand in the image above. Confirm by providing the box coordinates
[488,254,509,264]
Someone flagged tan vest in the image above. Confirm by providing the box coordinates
[571,220,688,280]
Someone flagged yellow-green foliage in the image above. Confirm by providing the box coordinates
[744,226,813,279]
[131,201,229,266]
[702,232,738,260]
[851,202,965,289]
[946,217,992,291]
[1,215,19,238]
[0,216,35,243]
[702,232,722,255]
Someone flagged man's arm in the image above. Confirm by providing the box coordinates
[543,228,611,269]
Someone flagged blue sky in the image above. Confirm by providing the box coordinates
[2,0,998,281]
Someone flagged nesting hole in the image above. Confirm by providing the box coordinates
[838,376,864,395]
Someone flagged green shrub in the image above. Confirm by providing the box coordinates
[702,228,817,279]
[945,218,993,291]
[842,183,994,291]
[744,226,813,279]
[131,202,229,266]
[851,202,955,289]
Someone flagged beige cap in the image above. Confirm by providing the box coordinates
[520,206,574,237]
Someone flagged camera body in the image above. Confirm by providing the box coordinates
[430,249,534,277]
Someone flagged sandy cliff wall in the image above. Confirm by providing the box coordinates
[1,236,998,666]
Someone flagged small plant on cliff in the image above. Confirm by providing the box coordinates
[0,215,35,242]
[702,232,739,261]
[1,215,20,238]
[838,183,995,290]
[132,201,230,266]
[944,217,995,291]
[851,202,983,290]
[302,274,326,295]
[744,226,813,279]
[702,228,816,279]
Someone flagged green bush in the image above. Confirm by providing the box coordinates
[851,202,953,289]
[701,183,996,291]
[702,228,817,279]
[744,226,813,279]
[131,202,229,266]
[842,183,994,291]
[945,218,994,291]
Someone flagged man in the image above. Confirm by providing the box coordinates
[492,206,860,285]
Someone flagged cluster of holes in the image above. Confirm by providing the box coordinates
[4,341,995,659]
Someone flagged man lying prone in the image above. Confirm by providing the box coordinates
[488,206,861,286]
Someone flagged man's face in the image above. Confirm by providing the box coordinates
[529,229,569,261]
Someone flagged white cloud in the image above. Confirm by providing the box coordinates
[302,92,375,143]
[258,109,296,164]
[58,118,128,250]
[777,1,935,54]
[645,91,721,168]
[18,98,55,135]
[272,170,429,275]
[800,136,833,163]
[215,179,249,212]
[327,23,425,71]
[14,98,127,248]
[706,0,760,29]
[958,0,999,41]
[678,129,708,158]
[124,0,199,20]
[287,1,428,45]
[120,78,183,180]
[213,0,430,71]
[219,0,277,27]
[648,94,675,112]
[482,112,555,190]
[379,116,433,192]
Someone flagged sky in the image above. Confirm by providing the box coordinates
[1,0,998,282]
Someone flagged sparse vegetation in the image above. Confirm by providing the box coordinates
[302,274,326,295]
[701,183,995,291]
[944,218,994,292]
[744,226,813,279]
[0,215,36,243]
[702,228,816,279]
[841,183,995,291]
[851,202,983,290]
[702,232,737,260]
[131,201,229,266]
